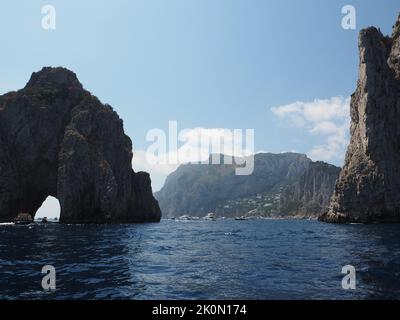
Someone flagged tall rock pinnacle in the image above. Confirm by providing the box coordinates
[320,14,400,223]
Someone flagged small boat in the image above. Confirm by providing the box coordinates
[204,212,216,220]
[179,215,192,221]
[235,216,247,221]
[41,217,48,223]
[14,213,33,225]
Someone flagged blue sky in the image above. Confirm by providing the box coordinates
[1,1,399,215]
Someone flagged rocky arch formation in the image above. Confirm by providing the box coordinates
[0,67,161,223]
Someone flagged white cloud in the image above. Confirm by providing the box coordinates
[310,121,342,135]
[132,150,179,192]
[272,96,350,163]
[133,127,256,191]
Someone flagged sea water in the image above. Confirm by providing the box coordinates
[1,219,400,299]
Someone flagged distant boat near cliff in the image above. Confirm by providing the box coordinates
[204,213,216,221]
[13,213,33,225]
[33,217,59,224]
[178,215,193,221]
[235,216,247,221]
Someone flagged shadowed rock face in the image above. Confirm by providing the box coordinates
[320,14,400,223]
[280,161,341,217]
[0,67,161,223]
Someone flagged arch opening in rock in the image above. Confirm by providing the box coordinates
[35,196,61,222]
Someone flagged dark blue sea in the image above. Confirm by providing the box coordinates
[1,219,400,300]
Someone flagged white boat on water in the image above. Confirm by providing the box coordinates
[179,215,192,221]
[14,213,33,225]
[204,212,216,220]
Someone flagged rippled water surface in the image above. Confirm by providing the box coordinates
[1,219,400,299]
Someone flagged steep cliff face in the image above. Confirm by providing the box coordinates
[155,153,339,218]
[321,14,400,223]
[0,67,161,223]
[280,162,341,217]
